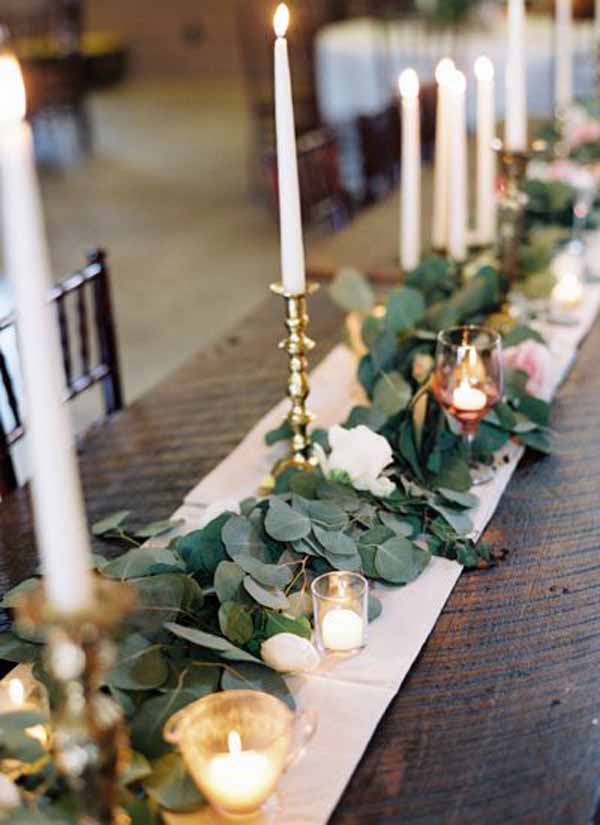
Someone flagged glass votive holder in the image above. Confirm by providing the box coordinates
[551,243,584,315]
[164,690,317,820]
[311,571,368,654]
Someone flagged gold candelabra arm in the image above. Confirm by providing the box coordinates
[16,578,135,825]
[271,282,319,477]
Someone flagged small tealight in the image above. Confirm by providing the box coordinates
[311,572,368,654]
[551,247,584,311]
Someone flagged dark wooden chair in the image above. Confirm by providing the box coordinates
[265,128,351,233]
[0,248,123,496]
[357,102,400,203]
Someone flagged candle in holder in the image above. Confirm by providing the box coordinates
[164,690,317,818]
[432,58,455,251]
[552,248,584,309]
[311,572,368,653]
[432,326,504,485]
[505,0,527,152]
[474,56,496,247]
[204,729,278,813]
[399,68,421,272]
[0,54,93,614]
[448,70,468,262]
[555,0,573,111]
[273,3,306,295]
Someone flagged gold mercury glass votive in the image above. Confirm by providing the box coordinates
[164,690,317,820]
[311,572,368,654]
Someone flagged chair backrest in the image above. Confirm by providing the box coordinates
[264,127,351,232]
[0,0,82,49]
[357,102,400,203]
[0,248,123,496]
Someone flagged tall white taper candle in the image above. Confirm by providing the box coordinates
[474,56,496,246]
[505,0,527,152]
[399,69,421,272]
[0,55,93,613]
[448,70,468,262]
[555,0,573,110]
[273,3,306,295]
[432,59,455,251]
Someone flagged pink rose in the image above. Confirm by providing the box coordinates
[503,340,553,401]
[567,122,600,150]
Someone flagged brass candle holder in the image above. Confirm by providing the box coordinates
[271,282,319,476]
[494,139,548,286]
[494,140,531,285]
[15,578,134,825]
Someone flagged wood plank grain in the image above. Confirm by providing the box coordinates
[1,290,599,823]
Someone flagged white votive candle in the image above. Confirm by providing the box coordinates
[204,730,278,814]
[321,608,364,652]
[273,3,306,295]
[452,379,487,411]
[0,54,93,614]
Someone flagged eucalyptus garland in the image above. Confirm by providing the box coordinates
[0,206,577,823]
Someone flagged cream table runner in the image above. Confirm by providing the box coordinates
[167,247,600,823]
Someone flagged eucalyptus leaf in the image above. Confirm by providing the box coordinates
[264,498,311,542]
[437,488,479,509]
[313,525,357,556]
[102,548,179,581]
[0,577,40,609]
[164,623,260,663]
[214,561,245,603]
[134,520,184,539]
[144,752,205,813]
[176,514,228,578]
[120,751,152,786]
[375,538,431,584]
[368,593,383,622]
[385,286,426,332]
[234,553,293,588]
[372,371,412,416]
[221,662,295,710]
[264,611,312,640]
[287,588,313,619]
[431,503,473,536]
[128,574,187,633]
[0,631,40,663]
[329,267,376,313]
[108,634,169,691]
[219,602,254,646]
[243,576,289,610]
[378,512,414,537]
[92,510,131,536]
[132,687,211,759]
[222,516,268,560]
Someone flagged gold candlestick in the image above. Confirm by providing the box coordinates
[271,282,319,476]
[494,141,530,285]
[494,139,548,285]
[16,578,134,825]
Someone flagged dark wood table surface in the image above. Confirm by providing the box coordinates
[1,290,600,824]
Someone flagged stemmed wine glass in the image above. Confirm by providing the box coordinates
[432,325,504,486]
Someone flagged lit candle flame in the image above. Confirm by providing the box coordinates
[228,729,242,755]
[435,58,455,85]
[399,68,419,99]
[474,55,494,81]
[0,54,26,123]
[8,678,25,706]
[274,3,290,38]
[26,724,48,747]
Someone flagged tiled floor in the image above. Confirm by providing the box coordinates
[0,78,282,443]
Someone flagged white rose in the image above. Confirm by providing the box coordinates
[197,499,241,529]
[261,633,320,673]
[315,425,396,498]
[0,775,20,810]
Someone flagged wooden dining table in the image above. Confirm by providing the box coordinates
[1,285,600,823]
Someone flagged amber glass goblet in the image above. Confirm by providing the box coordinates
[432,325,504,485]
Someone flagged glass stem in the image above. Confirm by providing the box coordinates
[463,430,476,467]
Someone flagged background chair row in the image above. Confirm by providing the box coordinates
[0,248,123,497]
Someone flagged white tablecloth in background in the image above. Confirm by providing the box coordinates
[316,13,596,195]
